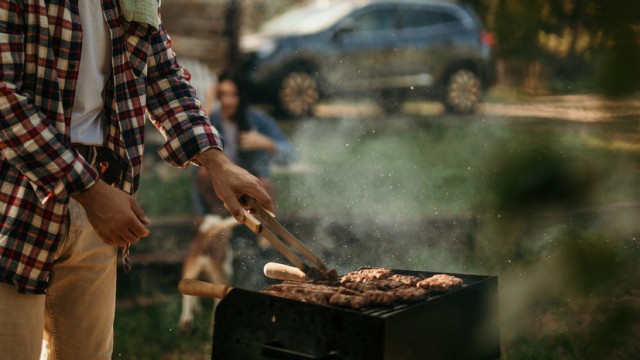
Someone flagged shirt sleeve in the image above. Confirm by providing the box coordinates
[251,109,296,166]
[144,19,223,168]
[0,2,98,203]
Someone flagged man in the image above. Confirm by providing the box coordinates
[0,1,272,359]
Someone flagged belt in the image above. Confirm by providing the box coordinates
[72,144,124,185]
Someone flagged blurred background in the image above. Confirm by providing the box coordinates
[115,0,640,358]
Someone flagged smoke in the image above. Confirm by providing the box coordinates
[278,115,491,272]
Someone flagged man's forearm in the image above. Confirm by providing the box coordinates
[194,148,227,168]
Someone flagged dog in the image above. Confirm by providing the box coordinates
[179,214,240,331]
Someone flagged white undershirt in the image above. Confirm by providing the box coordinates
[221,117,239,163]
[70,0,112,145]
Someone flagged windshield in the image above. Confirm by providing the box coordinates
[259,1,355,35]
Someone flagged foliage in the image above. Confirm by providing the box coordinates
[465,0,640,96]
[469,127,640,359]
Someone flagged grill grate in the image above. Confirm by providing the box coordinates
[361,299,435,317]
[212,269,500,360]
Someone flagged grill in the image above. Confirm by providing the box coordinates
[211,269,500,360]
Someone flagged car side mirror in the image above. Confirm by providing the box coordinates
[332,18,356,42]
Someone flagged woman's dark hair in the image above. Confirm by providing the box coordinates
[217,68,250,131]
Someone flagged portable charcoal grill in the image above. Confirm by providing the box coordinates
[209,269,500,360]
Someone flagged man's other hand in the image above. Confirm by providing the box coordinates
[73,180,151,247]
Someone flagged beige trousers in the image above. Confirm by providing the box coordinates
[0,199,117,360]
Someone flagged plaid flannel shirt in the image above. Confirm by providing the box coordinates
[0,0,222,294]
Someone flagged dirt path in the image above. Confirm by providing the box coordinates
[482,94,640,122]
[315,94,640,122]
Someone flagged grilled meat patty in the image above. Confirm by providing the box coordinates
[261,268,464,309]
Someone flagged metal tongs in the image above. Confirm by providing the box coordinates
[241,196,334,281]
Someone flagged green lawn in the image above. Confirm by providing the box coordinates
[139,112,640,219]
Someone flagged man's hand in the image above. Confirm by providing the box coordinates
[73,180,151,247]
[196,149,274,223]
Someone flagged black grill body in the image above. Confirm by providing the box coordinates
[212,270,500,360]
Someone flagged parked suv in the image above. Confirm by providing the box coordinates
[241,0,496,117]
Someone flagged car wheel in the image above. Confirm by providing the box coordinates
[443,69,481,114]
[277,70,320,118]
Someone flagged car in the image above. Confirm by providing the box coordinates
[240,0,496,118]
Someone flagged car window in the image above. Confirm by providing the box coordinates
[351,7,397,33]
[259,2,355,35]
[398,7,463,30]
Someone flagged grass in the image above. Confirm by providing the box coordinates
[115,264,215,360]
[136,166,196,217]
[114,296,214,360]
[139,111,640,220]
